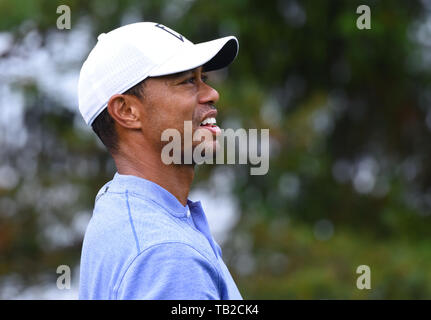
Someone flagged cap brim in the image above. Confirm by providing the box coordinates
[149,36,238,77]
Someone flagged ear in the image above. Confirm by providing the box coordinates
[107,94,142,129]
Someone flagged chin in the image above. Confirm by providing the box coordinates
[192,140,219,164]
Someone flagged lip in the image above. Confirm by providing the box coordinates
[197,109,221,136]
[199,124,221,136]
[200,109,218,124]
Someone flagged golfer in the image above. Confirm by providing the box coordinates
[78,22,242,300]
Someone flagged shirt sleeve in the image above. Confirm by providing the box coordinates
[114,242,221,300]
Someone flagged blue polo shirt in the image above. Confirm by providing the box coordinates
[79,173,242,300]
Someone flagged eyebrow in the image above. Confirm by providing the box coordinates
[172,70,194,78]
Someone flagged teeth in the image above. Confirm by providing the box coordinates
[200,117,216,126]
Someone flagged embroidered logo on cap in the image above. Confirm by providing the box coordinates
[155,23,184,42]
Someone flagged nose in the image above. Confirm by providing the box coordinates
[198,81,219,106]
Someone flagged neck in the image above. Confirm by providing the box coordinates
[113,144,194,206]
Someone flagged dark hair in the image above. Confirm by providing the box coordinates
[91,80,146,154]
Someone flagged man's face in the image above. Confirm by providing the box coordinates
[137,66,221,160]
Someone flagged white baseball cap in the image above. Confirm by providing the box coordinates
[78,22,239,125]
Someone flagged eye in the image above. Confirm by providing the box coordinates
[185,77,196,84]
[180,74,209,85]
[179,76,194,85]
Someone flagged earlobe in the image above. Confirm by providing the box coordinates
[107,94,142,129]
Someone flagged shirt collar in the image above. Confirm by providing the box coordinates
[109,172,200,218]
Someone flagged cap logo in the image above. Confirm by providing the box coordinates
[155,23,184,42]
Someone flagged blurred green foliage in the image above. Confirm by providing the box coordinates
[1,0,431,299]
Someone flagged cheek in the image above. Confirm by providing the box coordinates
[146,104,190,144]
[165,96,196,129]
[144,84,197,139]
[175,97,196,119]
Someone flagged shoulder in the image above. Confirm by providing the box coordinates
[83,188,201,261]
[114,241,222,299]
[124,191,197,247]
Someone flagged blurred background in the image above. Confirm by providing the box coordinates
[1,0,431,299]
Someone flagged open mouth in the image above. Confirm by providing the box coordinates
[200,117,217,127]
[199,117,221,135]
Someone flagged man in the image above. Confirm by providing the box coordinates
[78,22,242,300]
